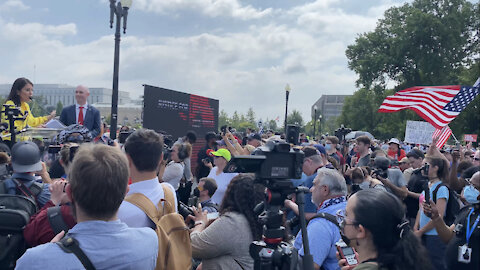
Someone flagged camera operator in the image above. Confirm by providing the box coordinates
[371,152,408,200]
[159,142,192,190]
[193,177,219,213]
[350,167,386,196]
[294,168,347,270]
[285,146,330,221]
[422,171,480,270]
[188,174,263,269]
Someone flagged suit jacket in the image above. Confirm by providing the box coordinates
[60,104,101,138]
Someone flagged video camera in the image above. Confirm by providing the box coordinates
[224,141,312,269]
[334,125,351,144]
[161,133,174,161]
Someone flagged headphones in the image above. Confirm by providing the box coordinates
[176,143,189,161]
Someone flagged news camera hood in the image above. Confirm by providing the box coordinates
[223,140,304,180]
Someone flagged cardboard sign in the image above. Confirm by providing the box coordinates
[404,121,436,145]
[464,134,478,142]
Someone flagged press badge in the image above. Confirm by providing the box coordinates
[458,244,472,263]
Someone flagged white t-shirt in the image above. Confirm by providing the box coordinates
[163,161,184,190]
[208,167,238,205]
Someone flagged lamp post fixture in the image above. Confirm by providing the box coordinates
[109,0,132,140]
[284,84,291,135]
[313,105,318,140]
[318,114,323,138]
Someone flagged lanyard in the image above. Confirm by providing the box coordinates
[466,208,480,245]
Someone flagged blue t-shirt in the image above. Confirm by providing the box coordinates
[420,181,449,235]
[294,199,346,270]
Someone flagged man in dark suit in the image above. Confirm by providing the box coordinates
[59,85,101,138]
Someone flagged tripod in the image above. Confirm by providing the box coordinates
[250,179,314,270]
[2,104,24,145]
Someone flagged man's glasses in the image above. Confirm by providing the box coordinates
[336,209,358,229]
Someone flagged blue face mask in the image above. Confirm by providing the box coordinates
[325,144,332,151]
[463,185,480,204]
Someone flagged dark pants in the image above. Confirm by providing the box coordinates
[422,234,447,270]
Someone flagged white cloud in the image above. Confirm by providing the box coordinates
[132,0,273,20]
[0,0,30,11]
[1,22,77,41]
[0,0,402,121]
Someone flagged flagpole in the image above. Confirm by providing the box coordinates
[450,132,459,144]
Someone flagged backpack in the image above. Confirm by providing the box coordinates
[432,183,462,226]
[125,184,192,270]
[0,192,38,269]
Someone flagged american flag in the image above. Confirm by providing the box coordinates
[378,79,480,129]
[432,125,452,149]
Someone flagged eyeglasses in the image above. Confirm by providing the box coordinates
[336,209,358,229]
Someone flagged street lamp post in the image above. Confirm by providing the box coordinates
[284,84,291,135]
[313,105,317,140]
[109,0,132,140]
[318,114,322,138]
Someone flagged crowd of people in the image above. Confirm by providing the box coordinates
[0,78,479,270]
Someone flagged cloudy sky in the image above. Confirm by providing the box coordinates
[0,0,409,123]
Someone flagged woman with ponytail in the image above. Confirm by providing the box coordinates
[338,189,431,270]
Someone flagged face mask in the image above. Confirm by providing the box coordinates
[325,144,332,151]
[463,185,480,204]
[193,188,200,197]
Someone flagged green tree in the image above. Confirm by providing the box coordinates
[286,110,304,130]
[29,96,48,116]
[346,0,478,90]
[342,0,479,140]
[219,110,230,128]
[246,107,256,125]
[56,101,63,116]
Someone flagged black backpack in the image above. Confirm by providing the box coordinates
[432,183,462,226]
[0,179,42,270]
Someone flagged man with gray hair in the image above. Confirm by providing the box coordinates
[293,167,347,270]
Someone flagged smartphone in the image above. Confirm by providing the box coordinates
[336,240,358,266]
[423,183,430,204]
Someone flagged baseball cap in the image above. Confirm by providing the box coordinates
[388,138,400,145]
[211,148,232,162]
[248,133,262,141]
[374,156,390,170]
[399,157,409,164]
[11,141,42,173]
[313,144,327,156]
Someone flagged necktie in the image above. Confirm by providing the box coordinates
[78,106,84,125]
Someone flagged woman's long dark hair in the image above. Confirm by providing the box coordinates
[7,77,33,106]
[219,174,264,240]
[353,189,432,270]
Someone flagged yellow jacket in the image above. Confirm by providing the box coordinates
[1,100,48,141]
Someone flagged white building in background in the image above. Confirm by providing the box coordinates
[0,83,132,107]
[0,83,143,125]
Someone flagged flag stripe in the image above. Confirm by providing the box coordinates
[433,126,452,148]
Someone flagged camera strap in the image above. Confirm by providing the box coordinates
[57,236,96,270]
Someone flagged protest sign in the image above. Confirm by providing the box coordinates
[404,121,436,145]
[464,134,478,142]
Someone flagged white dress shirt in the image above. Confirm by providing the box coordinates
[118,177,178,229]
[75,103,88,124]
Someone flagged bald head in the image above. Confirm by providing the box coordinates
[472,171,480,186]
[75,85,90,105]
